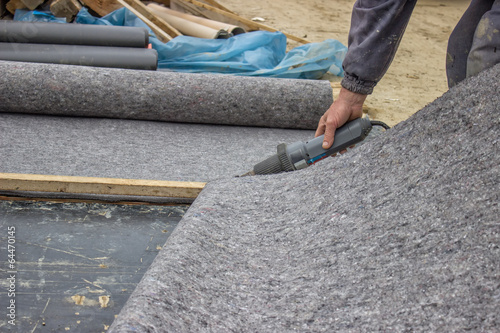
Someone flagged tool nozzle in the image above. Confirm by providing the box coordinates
[238,170,256,177]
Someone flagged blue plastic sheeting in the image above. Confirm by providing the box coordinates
[13,9,67,23]
[15,7,347,79]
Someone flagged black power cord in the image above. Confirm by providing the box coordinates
[370,120,391,130]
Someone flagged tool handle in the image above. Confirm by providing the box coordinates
[304,117,372,165]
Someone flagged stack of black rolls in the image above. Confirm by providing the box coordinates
[0,21,158,70]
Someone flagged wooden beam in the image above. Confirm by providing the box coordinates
[0,173,206,199]
[153,0,169,6]
[20,0,43,10]
[170,0,246,29]
[6,0,26,15]
[179,0,310,44]
[170,0,204,16]
[201,0,235,14]
[117,0,181,42]
[117,0,172,42]
[79,0,121,17]
[50,0,82,22]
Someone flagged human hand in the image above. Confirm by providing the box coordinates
[315,87,367,149]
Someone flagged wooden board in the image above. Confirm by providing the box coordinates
[6,0,26,15]
[170,0,250,31]
[79,0,121,17]
[50,0,82,22]
[116,0,181,42]
[20,0,43,10]
[179,0,310,44]
[201,0,235,14]
[0,173,206,199]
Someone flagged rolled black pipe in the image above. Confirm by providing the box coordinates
[0,43,158,70]
[0,21,149,48]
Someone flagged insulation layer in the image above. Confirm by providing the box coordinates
[109,64,500,331]
[0,113,314,182]
[0,61,333,129]
[0,43,158,70]
[0,21,149,47]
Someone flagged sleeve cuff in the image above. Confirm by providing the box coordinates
[341,72,377,95]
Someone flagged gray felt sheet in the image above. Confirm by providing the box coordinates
[0,60,333,129]
[109,64,500,332]
[0,113,314,182]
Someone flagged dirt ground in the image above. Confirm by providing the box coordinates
[220,0,470,127]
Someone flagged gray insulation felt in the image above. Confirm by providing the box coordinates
[0,60,332,129]
[0,113,313,182]
[109,64,500,332]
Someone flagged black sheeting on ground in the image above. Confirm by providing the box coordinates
[109,64,500,332]
[0,61,333,129]
[0,200,187,332]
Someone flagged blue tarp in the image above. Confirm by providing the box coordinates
[14,9,67,23]
[15,7,347,79]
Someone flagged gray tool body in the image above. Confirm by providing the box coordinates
[247,117,373,176]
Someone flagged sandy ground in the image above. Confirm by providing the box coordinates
[220,0,470,127]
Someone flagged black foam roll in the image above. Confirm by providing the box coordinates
[0,21,149,48]
[0,43,158,70]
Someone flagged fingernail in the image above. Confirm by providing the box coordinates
[322,141,329,149]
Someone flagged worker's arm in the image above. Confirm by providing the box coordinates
[317,0,417,148]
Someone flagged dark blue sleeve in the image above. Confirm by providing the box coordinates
[341,0,418,94]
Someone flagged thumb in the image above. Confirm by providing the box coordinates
[322,122,337,149]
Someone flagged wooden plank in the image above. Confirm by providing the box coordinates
[79,0,121,17]
[20,0,43,10]
[148,3,244,35]
[116,0,172,42]
[179,0,310,44]
[118,0,181,40]
[0,173,206,199]
[170,0,203,16]
[6,0,26,15]
[50,0,82,22]
[153,0,169,6]
[202,0,235,14]
[170,0,250,31]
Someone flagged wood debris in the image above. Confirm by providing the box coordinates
[1,0,310,43]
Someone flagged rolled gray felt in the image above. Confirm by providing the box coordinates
[109,64,500,332]
[0,43,158,70]
[0,61,333,129]
[0,21,149,48]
